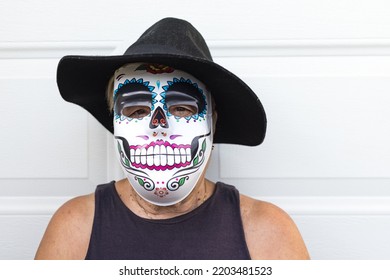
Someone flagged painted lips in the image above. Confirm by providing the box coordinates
[129,140,192,170]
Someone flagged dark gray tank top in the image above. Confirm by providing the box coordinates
[85,181,251,259]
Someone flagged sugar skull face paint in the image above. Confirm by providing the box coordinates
[113,63,213,206]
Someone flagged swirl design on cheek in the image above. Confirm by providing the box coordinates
[116,137,156,191]
[134,175,155,191]
[167,137,208,191]
[167,176,189,191]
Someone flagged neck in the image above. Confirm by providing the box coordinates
[127,178,213,219]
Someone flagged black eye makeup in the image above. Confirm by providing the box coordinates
[164,82,206,118]
[114,84,154,119]
[164,91,199,117]
[115,91,153,118]
[113,79,156,119]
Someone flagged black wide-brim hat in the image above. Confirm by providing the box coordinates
[57,17,266,146]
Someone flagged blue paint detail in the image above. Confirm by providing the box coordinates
[162,85,169,91]
[159,77,208,121]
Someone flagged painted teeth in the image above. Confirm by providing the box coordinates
[167,146,174,165]
[130,145,192,168]
[141,148,147,165]
[160,146,167,166]
[135,149,141,164]
[174,148,180,164]
[147,146,153,166]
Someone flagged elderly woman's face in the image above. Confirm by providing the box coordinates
[113,63,213,206]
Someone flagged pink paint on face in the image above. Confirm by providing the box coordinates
[169,134,182,140]
[137,135,150,140]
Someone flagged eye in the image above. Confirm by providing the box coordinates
[169,105,198,118]
[121,106,151,119]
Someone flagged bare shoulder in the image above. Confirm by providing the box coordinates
[34,193,95,260]
[240,194,310,260]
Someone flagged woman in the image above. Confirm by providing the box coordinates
[35,17,309,260]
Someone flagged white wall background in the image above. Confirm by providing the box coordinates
[1,0,390,259]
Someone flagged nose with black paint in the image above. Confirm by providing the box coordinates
[149,107,169,129]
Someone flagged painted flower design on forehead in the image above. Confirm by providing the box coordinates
[113,63,213,206]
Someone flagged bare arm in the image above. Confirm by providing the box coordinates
[241,195,310,260]
[34,194,94,260]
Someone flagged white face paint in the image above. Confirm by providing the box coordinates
[113,63,213,206]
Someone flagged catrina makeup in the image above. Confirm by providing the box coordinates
[113,63,213,206]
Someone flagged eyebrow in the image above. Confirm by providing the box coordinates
[165,84,205,111]
[164,91,199,103]
[120,91,153,102]
[116,73,125,81]
[115,81,152,96]
[115,90,153,103]
[114,91,153,114]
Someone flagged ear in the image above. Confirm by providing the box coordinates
[210,96,218,137]
[105,75,115,112]
[212,110,218,135]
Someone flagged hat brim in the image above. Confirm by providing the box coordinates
[57,54,266,146]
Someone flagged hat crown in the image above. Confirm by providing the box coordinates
[125,18,213,61]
